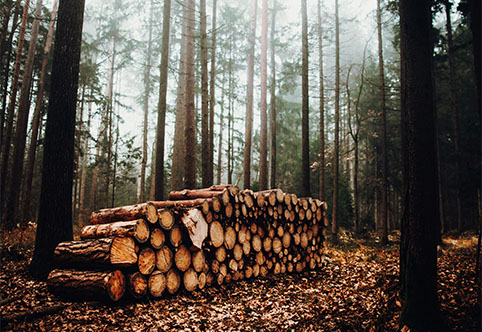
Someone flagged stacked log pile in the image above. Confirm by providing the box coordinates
[47,185,328,301]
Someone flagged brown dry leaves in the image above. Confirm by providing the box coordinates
[1,233,479,331]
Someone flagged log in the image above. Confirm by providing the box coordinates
[54,237,137,268]
[138,247,156,275]
[156,245,173,272]
[215,246,226,262]
[128,272,148,299]
[272,237,282,254]
[150,228,165,249]
[183,268,198,291]
[81,219,150,243]
[166,269,181,294]
[158,209,175,230]
[47,269,126,301]
[233,243,243,261]
[224,226,236,250]
[169,225,182,247]
[198,272,207,289]
[174,245,191,272]
[181,209,208,249]
[252,235,262,252]
[209,221,224,248]
[148,270,166,297]
[192,250,206,273]
[169,189,224,200]
[90,202,158,225]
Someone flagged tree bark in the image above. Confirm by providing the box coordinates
[21,0,59,223]
[200,0,209,188]
[0,0,29,221]
[29,0,85,279]
[377,0,388,244]
[269,1,277,189]
[184,0,196,189]
[301,0,310,197]
[259,0,268,191]
[243,0,257,189]
[399,0,442,329]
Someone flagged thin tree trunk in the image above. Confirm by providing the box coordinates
[78,90,92,225]
[377,0,388,244]
[243,0,257,189]
[332,0,340,240]
[0,0,14,64]
[5,0,43,228]
[1,0,21,150]
[184,0,196,189]
[259,0,268,191]
[0,0,29,220]
[171,1,188,191]
[217,73,225,184]
[301,0,310,197]
[21,0,58,223]
[317,0,325,200]
[445,0,463,233]
[29,0,85,280]
[111,114,120,206]
[269,1,277,189]
[227,37,233,185]
[138,0,154,203]
[208,0,216,188]
[89,36,115,210]
[200,0,209,188]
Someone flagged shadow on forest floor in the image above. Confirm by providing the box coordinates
[0,228,480,332]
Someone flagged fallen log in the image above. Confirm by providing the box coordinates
[47,269,126,301]
[90,202,158,225]
[81,219,150,243]
[54,237,137,268]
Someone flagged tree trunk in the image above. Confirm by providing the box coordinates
[317,0,325,201]
[377,0,388,244]
[5,0,43,228]
[153,0,171,200]
[78,89,92,225]
[243,0,257,189]
[217,74,225,184]
[332,0,340,240]
[0,0,29,220]
[259,0,268,191]
[200,0,209,188]
[301,0,310,197]
[184,0,196,189]
[445,0,463,233]
[0,0,14,64]
[21,0,59,223]
[208,0,217,188]
[47,269,125,302]
[171,1,188,191]
[269,1,277,189]
[29,0,85,280]
[0,0,20,151]
[399,0,442,329]
[138,0,154,203]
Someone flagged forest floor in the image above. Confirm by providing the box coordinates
[0,229,480,332]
